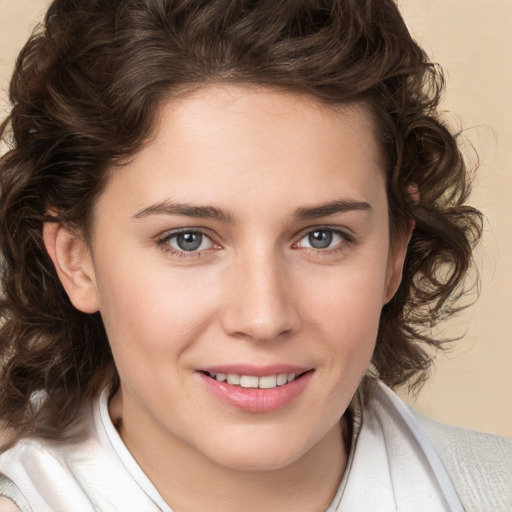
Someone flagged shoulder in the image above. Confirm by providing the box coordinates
[0,435,74,512]
[0,393,166,512]
[362,379,512,512]
[0,473,28,512]
[413,410,512,512]
[0,406,99,511]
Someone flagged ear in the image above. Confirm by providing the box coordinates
[383,219,414,304]
[43,221,100,313]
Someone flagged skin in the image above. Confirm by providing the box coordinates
[0,497,21,512]
[44,85,410,512]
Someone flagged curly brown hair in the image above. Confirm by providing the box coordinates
[0,0,482,443]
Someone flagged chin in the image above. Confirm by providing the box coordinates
[199,428,317,473]
[212,448,303,473]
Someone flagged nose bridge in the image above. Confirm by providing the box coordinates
[220,245,299,342]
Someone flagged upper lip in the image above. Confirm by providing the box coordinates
[198,364,312,377]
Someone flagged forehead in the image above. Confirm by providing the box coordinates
[101,85,386,222]
[152,85,382,167]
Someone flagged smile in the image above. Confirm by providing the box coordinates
[199,369,313,413]
[207,372,297,389]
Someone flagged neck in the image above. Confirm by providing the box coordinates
[110,391,348,512]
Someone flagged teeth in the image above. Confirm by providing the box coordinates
[226,374,240,385]
[276,374,288,386]
[212,372,298,389]
[259,375,277,389]
[240,376,259,388]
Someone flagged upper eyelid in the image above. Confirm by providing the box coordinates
[291,228,353,254]
[294,225,353,241]
[157,227,219,243]
[155,225,353,247]
[157,229,219,256]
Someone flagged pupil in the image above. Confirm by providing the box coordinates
[309,230,332,249]
[177,232,202,251]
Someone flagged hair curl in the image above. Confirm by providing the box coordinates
[0,0,482,442]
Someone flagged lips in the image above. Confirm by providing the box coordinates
[197,365,313,413]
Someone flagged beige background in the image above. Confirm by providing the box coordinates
[0,0,511,438]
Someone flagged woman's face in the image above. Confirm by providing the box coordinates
[69,85,408,471]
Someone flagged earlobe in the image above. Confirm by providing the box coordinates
[43,221,100,314]
[383,219,415,304]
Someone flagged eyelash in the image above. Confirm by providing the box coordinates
[156,228,219,258]
[293,227,352,253]
[156,226,352,257]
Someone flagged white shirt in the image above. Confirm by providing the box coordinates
[0,379,464,512]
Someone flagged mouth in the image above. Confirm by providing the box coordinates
[197,365,314,412]
[202,370,309,389]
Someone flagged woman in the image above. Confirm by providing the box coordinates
[0,1,510,511]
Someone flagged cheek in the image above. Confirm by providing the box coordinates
[95,261,221,365]
[302,259,387,329]
[298,254,388,366]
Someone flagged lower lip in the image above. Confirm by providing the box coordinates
[198,372,313,413]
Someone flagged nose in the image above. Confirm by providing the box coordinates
[219,250,301,343]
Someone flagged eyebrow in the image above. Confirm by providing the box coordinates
[133,198,372,223]
[133,200,235,223]
[292,199,372,220]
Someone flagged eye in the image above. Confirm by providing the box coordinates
[164,230,215,252]
[296,228,346,250]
